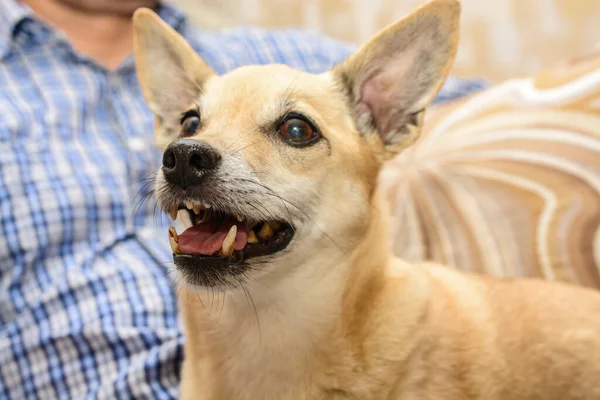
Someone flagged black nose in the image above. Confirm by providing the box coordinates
[162,139,221,187]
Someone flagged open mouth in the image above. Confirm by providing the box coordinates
[167,201,294,264]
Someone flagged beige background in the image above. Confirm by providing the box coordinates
[171,0,600,82]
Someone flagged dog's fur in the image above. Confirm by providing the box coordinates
[133,1,600,399]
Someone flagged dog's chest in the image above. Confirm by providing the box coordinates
[206,313,334,399]
[215,359,321,400]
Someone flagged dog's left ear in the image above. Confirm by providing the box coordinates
[333,0,460,157]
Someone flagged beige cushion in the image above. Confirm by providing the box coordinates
[381,49,600,288]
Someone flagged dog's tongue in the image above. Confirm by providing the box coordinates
[178,218,250,255]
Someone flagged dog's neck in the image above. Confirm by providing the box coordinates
[179,190,395,389]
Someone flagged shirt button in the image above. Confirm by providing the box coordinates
[127,137,148,152]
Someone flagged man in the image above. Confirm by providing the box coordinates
[0,0,485,398]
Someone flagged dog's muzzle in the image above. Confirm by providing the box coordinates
[157,140,295,288]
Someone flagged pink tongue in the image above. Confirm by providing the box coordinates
[178,218,250,255]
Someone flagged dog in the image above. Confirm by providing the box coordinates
[133,1,600,399]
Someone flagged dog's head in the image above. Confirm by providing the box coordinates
[133,0,459,289]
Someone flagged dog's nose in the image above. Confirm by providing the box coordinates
[161,139,221,187]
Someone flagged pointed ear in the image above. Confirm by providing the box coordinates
[332,0,460,157]
[133,8,216,146]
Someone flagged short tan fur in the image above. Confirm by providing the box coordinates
[133,1,600,399]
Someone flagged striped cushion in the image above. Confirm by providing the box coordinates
[381,49,600,288]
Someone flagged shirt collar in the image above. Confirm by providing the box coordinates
[156,2,188,32]
[0,0,189,60]
[0,0,32,59]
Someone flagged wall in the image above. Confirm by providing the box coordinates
[172,0,600,81]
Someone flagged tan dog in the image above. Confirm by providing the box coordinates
[133,1,600,399]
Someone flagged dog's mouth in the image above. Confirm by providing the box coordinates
[167,201,294,266]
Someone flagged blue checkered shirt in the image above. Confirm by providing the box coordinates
[0,1,486,398]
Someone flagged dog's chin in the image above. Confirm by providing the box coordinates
[173,227,294,289]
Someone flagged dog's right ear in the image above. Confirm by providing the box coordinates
[133,8,216,147]
[332,0,460,158]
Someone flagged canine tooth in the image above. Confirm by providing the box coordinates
[203,202,211,209]
[169,236,180,254]
[178,209,193,228]
[269,221,282,230]
[257,223,273,240]
[168,226,179,243]
[221,225,237,258]
[247,230,258,244]
[169,205,178,220]
[168,227,180,254]
[184,201,193,210]
[236,214,244,222]
[193,204,202,214]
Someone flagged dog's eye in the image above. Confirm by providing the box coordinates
[180,109,200,137]
[278,115,319,146]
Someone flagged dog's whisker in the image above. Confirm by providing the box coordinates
[226,140,262,158]
[217,290,227,322]
[223,137,243,153]
[240,282,262,345]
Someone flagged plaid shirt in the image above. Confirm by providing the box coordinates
[0,0,486,398]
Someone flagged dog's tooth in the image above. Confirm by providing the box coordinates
[203,202,211,209]
[168,226,179,243]
[193,204,202,215]
[236,214,244,222]
[178,209,193,228]
[257,223,273,240]
[169,205,178,220]
[184,201,192,210]
[247,230,258,244]
[269,221,281,231]
[168,227,180,254]
[221,225,237,258]
[169,236,180,254]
